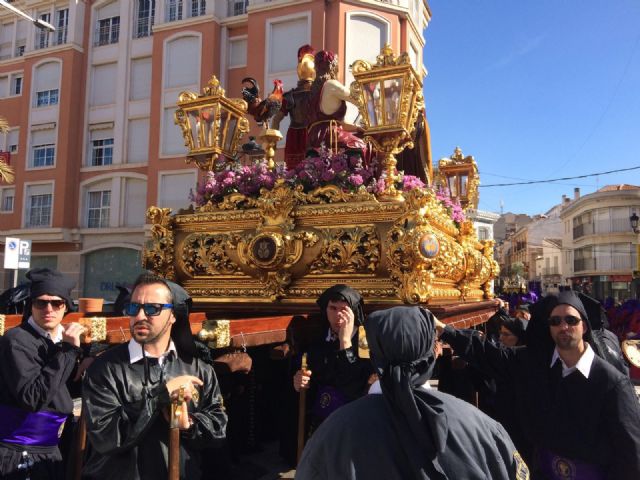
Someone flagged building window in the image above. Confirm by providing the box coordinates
[26,192,52,228]
[36,89,59,107]
[10,75,22,95]
[91,138,114,166]
[166,0,183,21]
[228,37,247,68]
[35,13,51,49]
[87,190,111,228]
[33,144,55,167]
[96,16,120,46]
[228,0,247,16]
[135,0,155,38]
[7,128,18,153]
[55,9,69,45]
[478,227,489,241]
[15,41,25,57]
[0,188,14,212]
[189,0,205,17]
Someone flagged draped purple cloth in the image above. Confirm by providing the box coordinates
[0,404,67,447]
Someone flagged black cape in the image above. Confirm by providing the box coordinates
[296,389,527,480]
[81,342,227,480]
[441,326,640,478]
[0,322,82,478]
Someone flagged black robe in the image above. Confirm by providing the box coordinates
[81,342,227,480]
[0,322,82,479]
[441,326,640,479]
[296,390,527,480]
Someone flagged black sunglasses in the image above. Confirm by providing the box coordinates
[32,299,66,310]
[548,315,582,327]
[124,302,173,317]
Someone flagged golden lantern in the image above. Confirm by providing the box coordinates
[350,44,424,200]
[174,76,250,171]
[436,147,480,210]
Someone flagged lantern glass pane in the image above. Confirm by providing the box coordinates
[364,81,382,127]
[460,174,468,196]
[187,110,202,148]
[201,107,216,148]
[225,115,238,152]
[447,176,457,196]
[383,77,403,125]
[219,109,229,150]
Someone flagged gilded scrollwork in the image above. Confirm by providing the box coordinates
[309,226,380,274]
[144,206,176,280]
[182,233,241,276]
[198,319,231,349]
[257,179,297,229]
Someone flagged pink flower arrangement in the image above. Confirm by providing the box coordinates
[190,151,466,227]
[435,187,466,226]
[285,149,377,193]
[190,161,283,205]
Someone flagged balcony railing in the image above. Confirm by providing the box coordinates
[94,22,120,46]
[574,257,595,272]
[542,267,560,276]
[573,223,595,239]
[574,255,635,272]
[134,16,154,38]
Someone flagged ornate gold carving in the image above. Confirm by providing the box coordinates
[80,317,107,343]
[310,226,380,274]
[198,319,231,349]
[350,45,424,199]
[144,206,176,279]
[182,233,241,276]
[436,147,480,209]
[0,314,4,336]
[202,75,225,96]
[175,75,250,172]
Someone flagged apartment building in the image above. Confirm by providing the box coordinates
[0,0,431,299]
[560,184,640,301]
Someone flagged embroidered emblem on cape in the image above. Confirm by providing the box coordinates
[552,455,575,480]
[514,450,530,480]
[319,391,332,409]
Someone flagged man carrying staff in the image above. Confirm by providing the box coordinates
[82,272,227,479]
[0,267,85,479]
[292,285,374,437]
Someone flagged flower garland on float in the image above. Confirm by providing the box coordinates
[190,148,466,227]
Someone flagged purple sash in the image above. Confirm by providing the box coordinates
[0,404,67,447]
[538,448,606,480]
[311,385,347,420]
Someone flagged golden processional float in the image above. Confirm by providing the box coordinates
[142,45,500,348]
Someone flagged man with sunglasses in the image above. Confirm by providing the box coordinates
[0,267,85,479]
[434,290,640,479]
[82,273,227,480]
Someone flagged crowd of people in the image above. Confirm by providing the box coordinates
[1,267,639,479]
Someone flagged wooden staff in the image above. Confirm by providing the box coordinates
[296,353,308,464]
[73,410,88,480]
[168,386,185,480]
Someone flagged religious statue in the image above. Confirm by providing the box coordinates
[271,45,316,169]
[306,50,366,157]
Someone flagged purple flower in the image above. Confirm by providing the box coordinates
[348,174,364,187]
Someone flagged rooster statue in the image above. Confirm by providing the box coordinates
[241,78,284,128]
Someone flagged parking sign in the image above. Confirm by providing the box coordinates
[4,237,31,269]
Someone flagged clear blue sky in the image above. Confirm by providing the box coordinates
[423,0,640,216]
